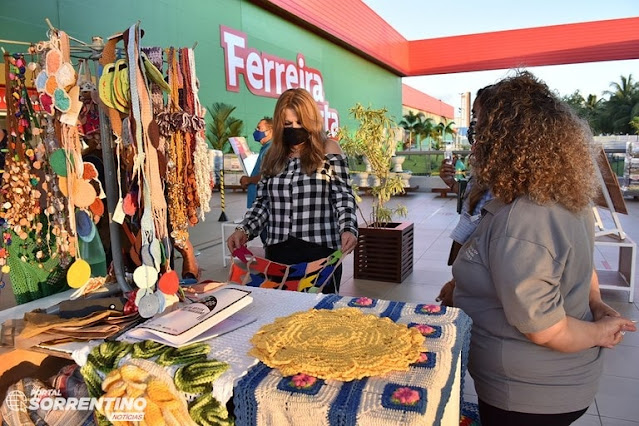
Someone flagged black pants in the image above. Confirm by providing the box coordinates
[478,399,588,426]
[265,237,341,294]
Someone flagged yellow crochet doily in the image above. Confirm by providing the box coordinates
[249,307,425,381]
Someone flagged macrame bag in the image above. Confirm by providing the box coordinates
[228,247,342,293]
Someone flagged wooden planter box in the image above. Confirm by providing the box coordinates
[354,222,414,283]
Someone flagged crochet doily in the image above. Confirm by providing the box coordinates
[249,307,425,381]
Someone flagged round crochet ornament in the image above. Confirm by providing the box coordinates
[49,149,70,176]
[72,179,98,208]
[83,162,99,180]
[39,93,54,115]
[122,192,137,216]
[57,176,69,197]
[67,258,92,288]
[250,307,425,381]
[53,87,71,112]
[158,270,179,295]
[89,197,104,218]
[56,62,76,89]
[75,209,96,242]
[45,75,58,96]
[45,48,62,75]
[133,265,158,289]
[35,70,48,92]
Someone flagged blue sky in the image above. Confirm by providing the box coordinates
[362,0,639,110]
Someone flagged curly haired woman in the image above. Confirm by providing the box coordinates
[452,71,636,426]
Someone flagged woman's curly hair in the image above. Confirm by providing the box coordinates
[470,71,597,213]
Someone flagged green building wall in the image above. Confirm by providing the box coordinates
[2,0,402,151]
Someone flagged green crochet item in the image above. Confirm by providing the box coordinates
[155,342,211,366]
[86,340,132,374]
[132,340,168,358]
[174,359,230,394]
[189,392,234,426]
[7,228,65,305]
[79,340,233,425]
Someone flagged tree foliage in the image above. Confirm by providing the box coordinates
[206,103,244,152]
[337,104,407,227]
[561,74,639,135]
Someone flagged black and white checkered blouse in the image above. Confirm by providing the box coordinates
[240,153,358,249]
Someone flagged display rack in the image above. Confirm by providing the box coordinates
[591,145,636,302]
[594,234,636,303]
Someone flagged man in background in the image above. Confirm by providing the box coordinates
[240,117,272,243]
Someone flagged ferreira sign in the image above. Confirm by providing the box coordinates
[220,26,339,133]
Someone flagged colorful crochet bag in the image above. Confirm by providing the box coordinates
[228,247,342,293]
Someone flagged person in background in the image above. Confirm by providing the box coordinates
[240,117,273,244]
[437,87,493,305]
[227,88,358,293]
[452,71,636,425]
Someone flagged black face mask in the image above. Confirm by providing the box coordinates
[282,127,309,146]
[467,116,477,145]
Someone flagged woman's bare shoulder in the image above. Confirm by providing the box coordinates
[324,138,344,155]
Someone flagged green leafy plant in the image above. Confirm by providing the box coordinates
[206,102,244,153]
[337,103,407,227]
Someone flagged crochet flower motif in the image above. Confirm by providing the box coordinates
[415,304,445,315]
[412,351,437,369]
[277,374,324,395]
[348,296,377,308]
[291,373,317,389]
[409,323,442,338]
[392,387,420,405]
[381,384,426,413]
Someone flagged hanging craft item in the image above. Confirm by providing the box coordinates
[0,52,66,303]
[157,47,210,246]
[31,29,107,291]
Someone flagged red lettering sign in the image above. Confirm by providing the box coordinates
[220,26,339,133]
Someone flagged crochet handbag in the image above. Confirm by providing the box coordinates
[228,247,342,293]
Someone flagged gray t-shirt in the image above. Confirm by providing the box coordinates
[453,197,603,414]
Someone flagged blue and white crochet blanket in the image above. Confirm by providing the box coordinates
[234,295,472,426]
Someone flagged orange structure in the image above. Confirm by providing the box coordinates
[250,0,639,77]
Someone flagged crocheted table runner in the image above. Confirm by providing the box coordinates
[234,295,472,426]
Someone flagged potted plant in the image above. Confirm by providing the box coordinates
[206,102,244,221]
[337,104,413,283]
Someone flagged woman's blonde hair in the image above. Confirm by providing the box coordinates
[261,88,326,176]
[471,71,597,213]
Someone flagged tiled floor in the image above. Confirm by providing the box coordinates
[187,188,639,425]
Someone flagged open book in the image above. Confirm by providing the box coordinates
[126,287,253,347]
[228,136,259,175]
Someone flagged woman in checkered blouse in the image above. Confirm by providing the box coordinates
[227,88,358,293]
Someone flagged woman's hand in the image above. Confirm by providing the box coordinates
[590,299,620,321]
[595,316,637,349]
[439,160,457,192]
[436,279,456,306]
[227,229,248,254]
[341,231,357,255]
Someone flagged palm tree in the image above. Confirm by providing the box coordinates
[206,102,244,152]
[435,119,456,150]
[399,111,424,149]
[415,116,435,150]
[584,94,603,134]
[601,75,639,134]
